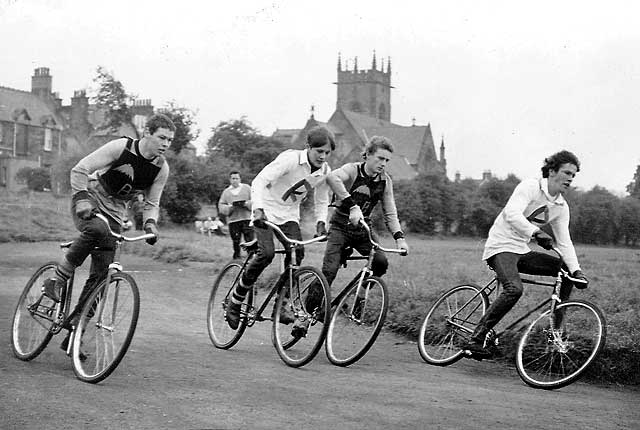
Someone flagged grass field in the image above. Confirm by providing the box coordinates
[3,191,639,384]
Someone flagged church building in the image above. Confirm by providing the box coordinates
[275,52,447,181]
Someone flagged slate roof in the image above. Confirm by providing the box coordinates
[0,86,63,127]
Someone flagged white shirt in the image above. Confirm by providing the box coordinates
[483,178,580,272]
[251,149,331,225]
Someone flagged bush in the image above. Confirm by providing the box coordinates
[16,167,51,191]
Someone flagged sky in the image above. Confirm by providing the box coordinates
[1,0,639,194]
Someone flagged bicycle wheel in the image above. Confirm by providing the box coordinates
[516,299,606,390]
[207,262,254,349]
[418,284,489,366]
[72,272,140,384]
[272,266,330,368]
[326,276,389,367]
[11,262,58,361]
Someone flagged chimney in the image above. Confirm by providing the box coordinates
[31,67,52,100]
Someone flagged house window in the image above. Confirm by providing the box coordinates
[0,123,3,144]
[44,128,52,151]
[1,166,6,186]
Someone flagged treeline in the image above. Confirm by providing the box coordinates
[393,173,640,247]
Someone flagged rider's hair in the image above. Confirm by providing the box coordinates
[146,113,176,134]
[363,136,394,158]
[541,150,580,178]
[306,126,336,151]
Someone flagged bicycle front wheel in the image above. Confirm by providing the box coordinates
[326,276,389,367]
[11,262,58,361]
[272,266,330,368]
[72,272,140,384]
[516,299,606,390]
[418,284,489,366]
[207,262,253,349]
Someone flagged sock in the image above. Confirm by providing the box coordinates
[53,259,74,283]
[231,278,251,305]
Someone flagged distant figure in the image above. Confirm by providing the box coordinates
[202,216,226,236]
[218,171,254,259]
[131,193,145,230]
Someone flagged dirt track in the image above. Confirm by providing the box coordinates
[1,242,638,430]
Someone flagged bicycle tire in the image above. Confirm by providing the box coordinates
[418,283,489,366]
[516,299,606,390]
[325,276,389,367]
[72,272,140,384]
[11,262,58,361]
[272,266,330,368]
[207,262,254,349]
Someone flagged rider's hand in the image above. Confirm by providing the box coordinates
[571,270,589,289]
[75,200,95,220]
[144,220,158,245]
[396,238,409,256]
[315,221,328,240]
[533,230,553,250]
[349,205,364,226]
[253,208,267,228]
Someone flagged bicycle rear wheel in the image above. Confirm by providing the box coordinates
[11,262,58,361]
[326,276,388,367]
[418,284,489,366]
[207,262,254,349]
[516,299,606,390]
[272,266,330,368]
[72,272,139,384]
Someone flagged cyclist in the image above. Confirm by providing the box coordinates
[225,125,335,338]
[303,136,409,320]
[41,113,175,351]
[464,150,588,359]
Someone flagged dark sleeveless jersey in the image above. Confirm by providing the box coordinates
[98,137,164,200]
[336,163,387,218]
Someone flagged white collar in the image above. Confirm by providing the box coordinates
[540,178,565,205]
[298,149,310,166]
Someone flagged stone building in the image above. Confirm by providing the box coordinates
[0,67,154,191]
[273,52,447,181]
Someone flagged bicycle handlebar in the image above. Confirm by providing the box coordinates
[255,219,328,246]
[359,221,407,256]
[95,213,157,243]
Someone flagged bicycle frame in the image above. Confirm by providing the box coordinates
[445,247,570,340]
[233,220,327,326]
[329,221,406,319]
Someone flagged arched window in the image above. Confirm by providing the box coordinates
[349,101,362,112]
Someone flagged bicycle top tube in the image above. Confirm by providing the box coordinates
[256,219,327,247]
[94,213,156,243]
[359,221,407,255]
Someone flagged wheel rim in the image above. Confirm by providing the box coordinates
[418,285,486,364]
[273,268,328,367]
[11,264,57,359]
[517,301,605,388]
[73,274,139,381]
[207,263,250,348]
[326,277,387,365]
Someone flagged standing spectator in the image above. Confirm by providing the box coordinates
[218,171,254,259]
[131,193,145,230]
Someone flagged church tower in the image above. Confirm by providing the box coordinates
[334,51,393,121]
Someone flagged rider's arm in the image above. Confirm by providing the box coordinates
[250,151,294,211]
[501,179,540,239]
[142,161,169,224]
[70,138,127,199]
[380,174,403,238]
[550,205,581,273]
[313,167,331,224]
[326,163,359,212]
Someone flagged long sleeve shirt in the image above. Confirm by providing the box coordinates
[327,162,402,235]
[71,137,169,225]
[218,183,252,224]
[251,149,331,225]
[483,178,580,272]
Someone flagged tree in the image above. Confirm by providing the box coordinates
[161,101,199,154]
[617,197,640,246]
[571,186,621,245]
[93,66,132,132]
[626,165,640,198]
[16,167,51,191]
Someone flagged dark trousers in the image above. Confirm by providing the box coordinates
[66,199,120,314]
[228,219,254,258]
[472,251,572,340]
[322,221,388,288]
[241,221,303,286]
[133,214,143,230]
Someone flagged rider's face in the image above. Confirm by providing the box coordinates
[145,127,174,158]
[307,143,332,168]
[364,149,392,175]
[548,163,578,196]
